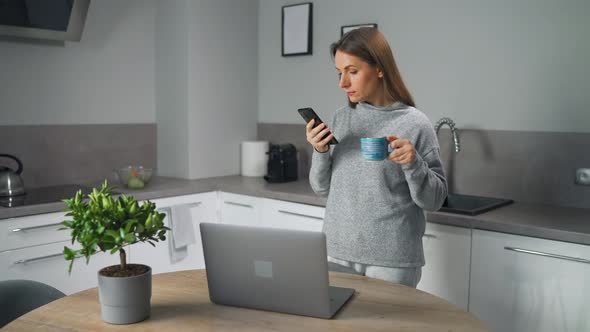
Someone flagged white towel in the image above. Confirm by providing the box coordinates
[161,205,195,264]
[170,204,197,249]
[160,208,188,263]
[168,234,188,263]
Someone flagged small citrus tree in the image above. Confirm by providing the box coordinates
[61,180,168,273]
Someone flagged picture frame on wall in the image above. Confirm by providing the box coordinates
[341,23,378,37]
[282,2,313,56]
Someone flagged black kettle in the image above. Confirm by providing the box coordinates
[0,154,26,197]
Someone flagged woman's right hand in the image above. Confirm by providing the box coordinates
[306,119,333,153]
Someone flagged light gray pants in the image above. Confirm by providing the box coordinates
[327,256,422,288]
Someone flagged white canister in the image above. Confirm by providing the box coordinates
[241,141,269,177]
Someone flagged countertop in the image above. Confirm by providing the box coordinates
[1,175,589,246]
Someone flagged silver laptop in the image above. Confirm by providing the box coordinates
[199,222,355,319]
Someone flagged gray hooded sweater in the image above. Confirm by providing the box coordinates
[309,101,447,267]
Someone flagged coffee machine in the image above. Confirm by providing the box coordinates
[264,144,298,183]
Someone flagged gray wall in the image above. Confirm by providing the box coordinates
[1,0,259,182]
[186,0,259,179]
[258,0,590,133]
[156,0,190,178]
[156,0,259,179]
[0,0,156,125]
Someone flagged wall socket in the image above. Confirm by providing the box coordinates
[575,168,590,185]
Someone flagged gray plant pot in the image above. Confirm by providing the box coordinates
[97,265,152,324]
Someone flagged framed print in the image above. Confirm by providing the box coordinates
[341,23,378,37]
[282,2,313,56]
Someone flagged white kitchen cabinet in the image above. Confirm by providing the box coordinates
[129,192,218,274]
[219,192,262,227]
[470,229,590,332]
[418,222,471,311]
[0,192,218,295]
[261,198,324,232]
[0,211,70,252]
[0,211,118,295]
[0,240,119,295]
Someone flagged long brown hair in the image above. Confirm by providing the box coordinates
[330,28,415,108]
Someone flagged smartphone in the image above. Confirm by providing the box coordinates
[297,107,339,145]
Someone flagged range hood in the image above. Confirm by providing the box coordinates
[0,0,90,42]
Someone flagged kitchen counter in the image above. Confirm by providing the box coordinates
[1,175,589,246]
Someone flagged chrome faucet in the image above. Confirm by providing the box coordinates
[434,117,460,152]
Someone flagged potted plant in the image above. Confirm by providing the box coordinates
[61,180,168,324]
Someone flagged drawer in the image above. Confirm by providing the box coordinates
[0,212,70,252]
[0,240,119,295]
[150,192,218,223]
[219,192,262,226]
[261,198,324,232]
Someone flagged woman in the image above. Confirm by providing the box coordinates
[306,28,447,288]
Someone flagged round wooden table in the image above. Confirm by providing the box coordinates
[4,269,489,331]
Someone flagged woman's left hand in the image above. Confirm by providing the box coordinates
[386,135,416,165]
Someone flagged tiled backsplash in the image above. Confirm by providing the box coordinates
[0,124,156,188]
[258,123,590,209]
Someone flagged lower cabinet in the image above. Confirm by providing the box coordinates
[260,198,324,232]
[0,240,119,295]
[129,192,218,275]
[469,229,590,332]
[13,187,590,332]
[219,192,262,226]
[418,222,471,311]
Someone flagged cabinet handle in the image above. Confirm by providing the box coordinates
[11,222,64,233]
[278,210,323,221]
[157,202,201,213]
[504,246,590,264]
[423,233,437,239]
[224,201,253,208]
[13,253,64,265]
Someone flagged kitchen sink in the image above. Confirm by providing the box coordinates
[438,193,513,216]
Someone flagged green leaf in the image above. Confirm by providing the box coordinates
[129,201,138,214]
[102,196,111,209]
[63,246,76,260]
[102,242,115,250]
[105,229,118,240]
[124,219,137,233]
[145,213,153,228]
[124,233,136,243]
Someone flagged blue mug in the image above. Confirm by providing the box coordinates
[360,137,391,161]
